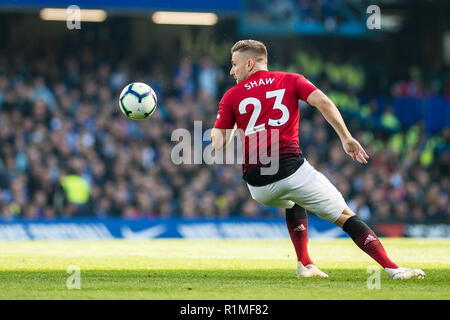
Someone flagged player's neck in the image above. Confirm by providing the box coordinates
[248,66,268,77]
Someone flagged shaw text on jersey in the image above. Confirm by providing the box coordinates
[244,77,275,90]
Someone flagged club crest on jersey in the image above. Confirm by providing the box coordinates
[244,78,275,90]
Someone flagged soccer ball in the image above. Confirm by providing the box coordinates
[119,82,157,120]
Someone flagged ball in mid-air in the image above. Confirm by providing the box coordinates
[119,82,157,120]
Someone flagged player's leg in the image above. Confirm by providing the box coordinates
[286,204,328,277]
[285,204,313,266]
[335,207,399,269]
[247,182,328,278]
[281,159,425,280]
[334,207,425,280]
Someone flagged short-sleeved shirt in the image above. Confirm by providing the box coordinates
[214,70,318,186]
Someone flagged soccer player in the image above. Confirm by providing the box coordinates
[211,39,425,280]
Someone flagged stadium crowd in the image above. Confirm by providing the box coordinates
[0,46,448,224]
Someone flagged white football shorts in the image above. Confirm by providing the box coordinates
[247,159,347,223]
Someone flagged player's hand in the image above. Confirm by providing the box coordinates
[342,137,369,164]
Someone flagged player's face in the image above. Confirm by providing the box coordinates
[230,51,252,84]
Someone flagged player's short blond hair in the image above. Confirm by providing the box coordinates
[231,39,268,64]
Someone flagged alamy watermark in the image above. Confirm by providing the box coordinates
[66,5,81,30]
[170,121,280,175]
[366,265,381,289]
[66,265,81,289]
[366,5,381,30]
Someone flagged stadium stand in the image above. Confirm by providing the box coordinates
[0,42,447,225]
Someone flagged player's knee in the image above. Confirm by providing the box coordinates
[333,207,355,228]
[341,207,356,218]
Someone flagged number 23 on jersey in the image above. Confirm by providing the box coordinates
[239,89,289,136]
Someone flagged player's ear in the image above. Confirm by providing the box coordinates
[247,58,254,70]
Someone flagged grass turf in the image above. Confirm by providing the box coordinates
[0,238,448,300]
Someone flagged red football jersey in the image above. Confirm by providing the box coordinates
[214,70,317,175]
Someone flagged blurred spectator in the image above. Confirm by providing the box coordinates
[299,0,313,22]
[198,56,221,101]
[173,56,195,99]
[270,0,295,24]
[322,0,337,31]
[380,105,401,133]
[348,194,371,222]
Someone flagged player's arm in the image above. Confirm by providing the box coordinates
[307,89,369,164]
[211,123,237,150]
[212,90,237,150]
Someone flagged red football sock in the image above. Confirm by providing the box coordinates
[343,216,398,269]
[286,205,313,266]
[353,230,398,269]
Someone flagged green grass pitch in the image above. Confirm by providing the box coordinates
[0,238,448,300]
